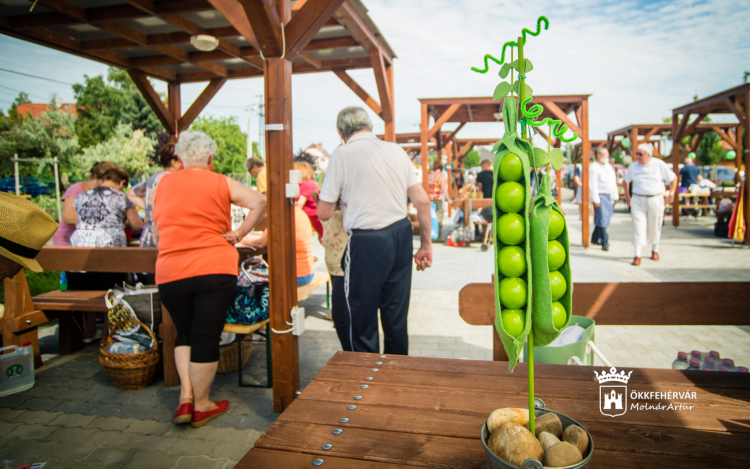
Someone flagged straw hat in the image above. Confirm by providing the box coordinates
[0,192,58,272]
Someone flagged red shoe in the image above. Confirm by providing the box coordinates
[631,257,641,266]
[651,252,660,261]
[172,400,193,424]
[191,400,230,428]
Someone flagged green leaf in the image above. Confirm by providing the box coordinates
[508,59,533,73]
[549,148,564,170]
[499,63,511,78]
[493,81,512,101]
[512,80,533,98]
[491,140,504,153]
[532,148,549,169]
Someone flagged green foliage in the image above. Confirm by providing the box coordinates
[463,149,480,168]
[70,122,157,180]
[189,115,248,175]
[744,71,749,83]
[33,195,60,221]
[8,92,31,120]
[73,67,164,148]
[611,150,626,165]
[0,270,61,304]
[0,109,79,179]
[695,132,725,166]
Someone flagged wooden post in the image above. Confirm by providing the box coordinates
[672,114,681,228]
[265,0,298,413]
[384,62,395,142]
[420,103,429,193]
[745,90,750,243]
[168,82,180,143]
[580,98,590,247]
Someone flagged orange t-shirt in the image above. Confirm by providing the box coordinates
[295,207,314,278]
[154,169,238,284]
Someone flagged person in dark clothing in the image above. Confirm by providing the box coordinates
[679,157,699,188]
[475,159,495,224]
[452,168,464,191]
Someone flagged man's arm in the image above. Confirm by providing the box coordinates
[407,183,433,271]
[589,166,601,207]
[317,200,337,221]
[666,174,678,205]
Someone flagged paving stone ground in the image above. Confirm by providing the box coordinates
[2,188,748,468]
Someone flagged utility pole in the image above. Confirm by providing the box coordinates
[247,104,253,162]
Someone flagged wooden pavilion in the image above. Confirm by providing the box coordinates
[572,139,605,162]
[418,95,593,246]
[671,84,749,238]
[0,0,397,412]
[607,123,742,162]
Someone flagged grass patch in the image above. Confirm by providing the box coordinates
[0,270,61,304]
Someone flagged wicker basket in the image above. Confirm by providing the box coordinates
[99,319,160,390]
[217,337,253,374]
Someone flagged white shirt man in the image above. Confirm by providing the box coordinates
[623,144,677,266]
[318,107,432,356]
[589,149,618,250]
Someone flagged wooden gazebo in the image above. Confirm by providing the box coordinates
[607,123,742,162]
[1,0,397,412]
[671,84,749,238]
[572,139,605,162]
[419,96,593,246]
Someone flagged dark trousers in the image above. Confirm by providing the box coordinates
[591,226,609,247]
[344,218,413,355]
[158,274,236,363]
[330,275,352,351]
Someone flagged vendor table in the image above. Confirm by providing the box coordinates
[235,351,750,468]
[678,192,714,216]
[455,198,493,227]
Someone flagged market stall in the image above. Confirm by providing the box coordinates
[0,0,398,412]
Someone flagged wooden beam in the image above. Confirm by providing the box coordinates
[168,82,180,142]
[466,104,473,122]
[128,71,176,134]
[712,126,740,152]
[333,70,381,116]
[178,78,227,132]
[31,0,87,21]
[370,49,392,123]
[208,0,261,51]
[682,113,708,138]
[458,140,474,158]
[284,0,345,61]
[580,98,590,247]
[725,97,747,127]
[427,103,460,139]
[674,112,690,143]
[671,113,680,227]
[642,126,660,142]
[421,103,429,193]
[444,122,466,146]
[241,0,284,58]
[384,62,395,142]
[298,51,322,69]
[333,0,391,64]
[544,101,583,136]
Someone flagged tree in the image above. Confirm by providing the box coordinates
[7,92,31,120]
[0,108,79,179]
[744,71,749,83]
[695,132,725,166]
[73,67,163,148]
[70,123,157,181]
[463,149,480,168]
[188,115,248,175]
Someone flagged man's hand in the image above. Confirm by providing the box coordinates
[311,188,321,202]
[593,202,600,208]
[414,245,432,271]
[665,194,673,205]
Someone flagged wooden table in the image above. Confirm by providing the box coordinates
[235,351,750,468]
[455,198,493,227]
[678,192,714,215]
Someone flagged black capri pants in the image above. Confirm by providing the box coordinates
[158,274,236,363]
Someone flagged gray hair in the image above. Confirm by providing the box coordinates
[637,143,653,157]
[591,147,607,158]
[336,106,372,138]
[175,131,217,167]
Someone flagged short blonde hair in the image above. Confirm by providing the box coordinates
[293,161,314,181]
[637,143,653,157]
[175,131,217,167]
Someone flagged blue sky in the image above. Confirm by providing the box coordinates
[1,0,749,154]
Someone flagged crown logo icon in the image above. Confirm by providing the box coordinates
[594,366,632,384]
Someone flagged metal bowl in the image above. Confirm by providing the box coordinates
[481,400,594,469]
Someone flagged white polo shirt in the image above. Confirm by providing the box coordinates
[624,159,675,196]
[589,161,619,204]
[319,131,418,232]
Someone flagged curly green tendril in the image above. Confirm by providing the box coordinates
[471,16,549,73]
[521,97,578,143]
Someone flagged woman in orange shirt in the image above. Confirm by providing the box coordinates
[153,131,266,427]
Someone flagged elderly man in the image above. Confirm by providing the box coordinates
[245,157,267,194]
[589,147,619,251]
[623,144,677,266]
[317,107,432,355]
[0,192,58,282]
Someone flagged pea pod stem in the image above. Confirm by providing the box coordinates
[471,16,549,73]
[521,97,579,142]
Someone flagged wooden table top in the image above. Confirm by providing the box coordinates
[235,352,750,468]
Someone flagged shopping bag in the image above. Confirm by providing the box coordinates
[225,258,270,326]
[115,283,161,332]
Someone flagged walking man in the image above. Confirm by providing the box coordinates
[589,147,619,251]
[623,144,677,266]
[317,107,433,355]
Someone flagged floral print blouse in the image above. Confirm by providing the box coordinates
[320,211,348,277]
[70,186,134,248]
[131,171,167,247]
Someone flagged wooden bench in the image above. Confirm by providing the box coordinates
[1,246,262,383]
[458,281,750,361]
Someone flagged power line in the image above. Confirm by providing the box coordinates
[0,67,74,85]
[0,84,47,101]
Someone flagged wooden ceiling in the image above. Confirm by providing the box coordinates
[0,0,397,83]
[418,96,590,125]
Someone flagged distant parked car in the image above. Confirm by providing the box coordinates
[0,177,51,198]
[698,166,736,183]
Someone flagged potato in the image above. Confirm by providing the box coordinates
[489,424,544,467]
[543,441,583,467]
[525,412,562,438]
[487,407,530,434]
[537,431,561,453]
[562,425,589,456]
